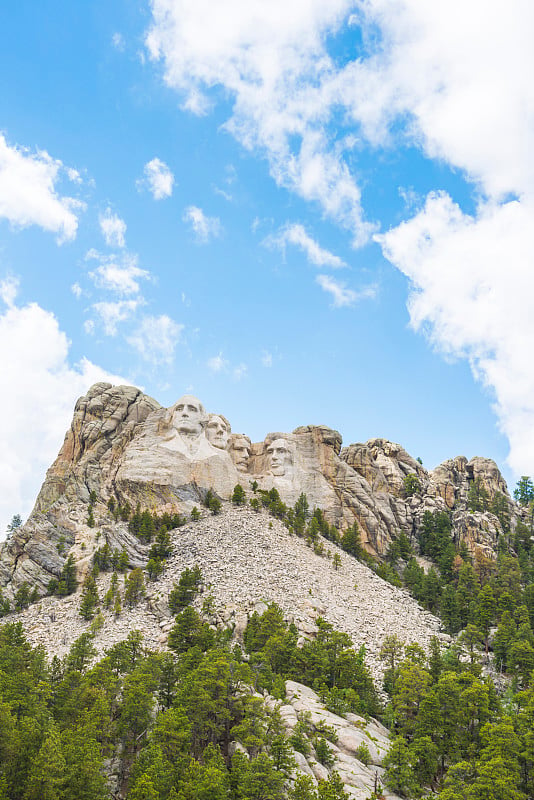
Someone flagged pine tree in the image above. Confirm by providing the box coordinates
[476,584,497,651]
[341,523,362,558]
[124,569,146,607]
[231,484,247,505]
[382,736,418,797]
[25,724,66,800]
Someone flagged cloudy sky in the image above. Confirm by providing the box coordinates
[1,0,532,536]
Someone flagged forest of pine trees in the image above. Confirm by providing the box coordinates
[2,476,534,798]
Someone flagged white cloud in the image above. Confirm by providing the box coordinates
[233,363,247,380]
[0,134,84,242]
[0,289,128,539]
[138,158,175,200]
[84,319,95,335]
[146,0,372,245]
[127,315,184,364]
[93,299,142,335]
[71,282,82,298]
[87,251,150,295]
[378,193,534,475]
[343,0,534,200]
[266,223,345,268]
[66,167,83,184]
[316,274,377,307]
[206,352,247,378]
[112,32,125,51]
[207,353,228,373]
[183,205,222,242]
[261,350,273,368]
[0,275,19,307]
[213,186,233,202]
[99,208,127,248]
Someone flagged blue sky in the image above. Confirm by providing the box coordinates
[1,0,532,535]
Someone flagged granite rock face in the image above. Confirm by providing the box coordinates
[0,383,522,596]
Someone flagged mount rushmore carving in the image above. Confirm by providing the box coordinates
[0,382,518,596]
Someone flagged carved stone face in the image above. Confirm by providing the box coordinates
[172,395,204,435]
[231,436,251,472]
[206,415,229,450]
[267,438,293,476]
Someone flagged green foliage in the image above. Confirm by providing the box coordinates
[0,589,10,617]
[204,489,222,514]
[313,737,335,767]
[244,604,380,717]
[257,488,288,520]
[64,631,97,673]
[289,721,311,755]
[383,735,418,797]
[129,505,186,541]
[375,561,402,587]
[490,491,511,534]
[190,505,201,521]
[146,557,164,581]
[231,483,247,505]
[340,523,362,558]
[387,531,413,563]
[354,741,371,765]
[169,565,203,614]
[14,582,32,611]
[25,723,66,800]
[168,607,215,654]
[419,510,455,581]
[124,568,146,607]
[467,478,490,512]
[403,473,421,497]
[56,554,78,596]
[6,513,22,533]
[514,476,534,506]
[148,527,172,561]
[79,574,99,620]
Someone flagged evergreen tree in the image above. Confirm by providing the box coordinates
[341,523,362,558]
[124,568,146,607]
[168,607,215,654]
[514,476,534,506]
[169,566,202,613]
[475,584,497,651]
[383,736,418,797]
[231,484,247,505]
[467,478,490,512]
[403,473,421,497]
[25,724,66,800]
[146,557,164,581]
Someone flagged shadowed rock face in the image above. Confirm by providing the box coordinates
[0,383,522,596]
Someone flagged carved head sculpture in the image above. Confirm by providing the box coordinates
[170,394,206,436]
[230,434,251,472]
[206,414,231,450]
[267,437,294,476]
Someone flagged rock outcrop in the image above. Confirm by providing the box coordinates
[276,680,401,799]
